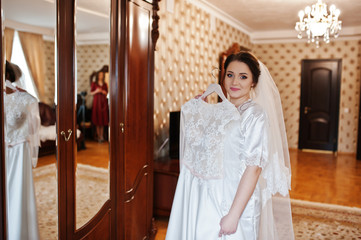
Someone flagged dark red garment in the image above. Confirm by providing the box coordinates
[91,82,109,126]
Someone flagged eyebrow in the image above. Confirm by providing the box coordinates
[226,70,248,75]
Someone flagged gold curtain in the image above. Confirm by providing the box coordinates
[18,31,45,101]
[4,28,15,61]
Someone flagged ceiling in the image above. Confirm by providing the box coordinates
[203,0,361,32]
[3,0,361,43]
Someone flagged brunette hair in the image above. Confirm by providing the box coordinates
[223,51,260,87]
[5,60,22,83]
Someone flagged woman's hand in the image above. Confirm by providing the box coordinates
[218,212,239,237]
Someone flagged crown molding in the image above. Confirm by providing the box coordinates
[187,0,361,44]
[251,26,361,44]
[4,19,54,37]
[76,32,110,45]
[4,19,109,45]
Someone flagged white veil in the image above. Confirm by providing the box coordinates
[253,61,294,239]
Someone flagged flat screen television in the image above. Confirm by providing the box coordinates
[169,111,180,159]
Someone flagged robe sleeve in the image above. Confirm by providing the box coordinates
[91,82,96,92]
[27,99,41,168]
[241,112,269,169]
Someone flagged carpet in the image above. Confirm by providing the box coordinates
[33,164,361,240]
[155,200,361,240]
[33,163,109,240]
[291,199,361,239]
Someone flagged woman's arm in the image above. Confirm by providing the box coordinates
[90,83,101,95]
[219,165,262,236]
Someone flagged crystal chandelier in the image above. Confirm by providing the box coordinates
[295,0,342,48]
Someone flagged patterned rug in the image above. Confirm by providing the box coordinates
[33,164,361,240]
[291,199,361,239]
[33,163,109,240]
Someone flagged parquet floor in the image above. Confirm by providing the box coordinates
[37,142,361,239]
[37,140,109,169]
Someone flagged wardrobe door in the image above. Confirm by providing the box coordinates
[122,0,155,239]
[57,0,114,239]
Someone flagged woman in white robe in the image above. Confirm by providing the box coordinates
[4,61,40,240]
[166,52,293,240]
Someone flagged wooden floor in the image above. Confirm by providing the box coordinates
[37,140,109,169]
[37,144,361,239]
[289,149,361,208]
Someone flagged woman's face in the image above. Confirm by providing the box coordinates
[223,61,253,106]
[98,72,104,83]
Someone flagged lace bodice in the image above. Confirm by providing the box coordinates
[4,91,40,167]
[180,98,240,179]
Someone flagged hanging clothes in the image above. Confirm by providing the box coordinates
[4,89,40,240]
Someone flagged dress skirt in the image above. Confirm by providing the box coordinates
[6,142,39,240]
[166,167,261,240]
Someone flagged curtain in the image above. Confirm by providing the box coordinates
[4,28,15,61]
[18,31,45,101]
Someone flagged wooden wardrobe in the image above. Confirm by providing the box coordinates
[0,0,159,239]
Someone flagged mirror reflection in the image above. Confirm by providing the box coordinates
[75,0,110,229]
[3,0,111,237]
[3,0,57,239]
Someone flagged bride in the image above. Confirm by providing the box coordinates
[166,51,294,240]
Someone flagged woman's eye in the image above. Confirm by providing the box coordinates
[226,73,233,78]
[240,75,247,80]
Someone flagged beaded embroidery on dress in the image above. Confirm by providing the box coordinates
[181,98,240,179]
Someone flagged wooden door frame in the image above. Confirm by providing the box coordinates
[111,0,126,238]
[0,0,7,238]
[56,1,76,239]
[357,72,361,160]
[298,59,341,151]
[57,0,116,239]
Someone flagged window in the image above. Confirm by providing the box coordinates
[10,31,39,100]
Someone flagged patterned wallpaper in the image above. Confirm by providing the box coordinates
[76,44,110,97]
[42,41,109,107]
[253,40,361,153]
[43,40,55,106]
[41,0,361,154]
[154,0,251,157]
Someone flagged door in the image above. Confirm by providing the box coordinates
[357,76,361,160]
[122,0,155,238]
[299,59,341,151]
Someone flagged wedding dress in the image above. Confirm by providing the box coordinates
[4,89,40,240]
[166,97,272,240]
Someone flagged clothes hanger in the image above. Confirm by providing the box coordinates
[200,67,227,101]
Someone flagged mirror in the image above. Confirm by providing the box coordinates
[74,0,111,229]
[3,0,57,239]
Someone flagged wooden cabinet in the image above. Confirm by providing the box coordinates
[153,157,180,217]
[0,0,160,239]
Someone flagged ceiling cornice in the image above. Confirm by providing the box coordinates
[251,26,361,44]
[4,19,109,45]
[188,0,361,44]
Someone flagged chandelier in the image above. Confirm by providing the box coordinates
[295,0,342,48]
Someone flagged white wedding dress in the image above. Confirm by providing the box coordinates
[4,90,40,240]
[166,98,273,240]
